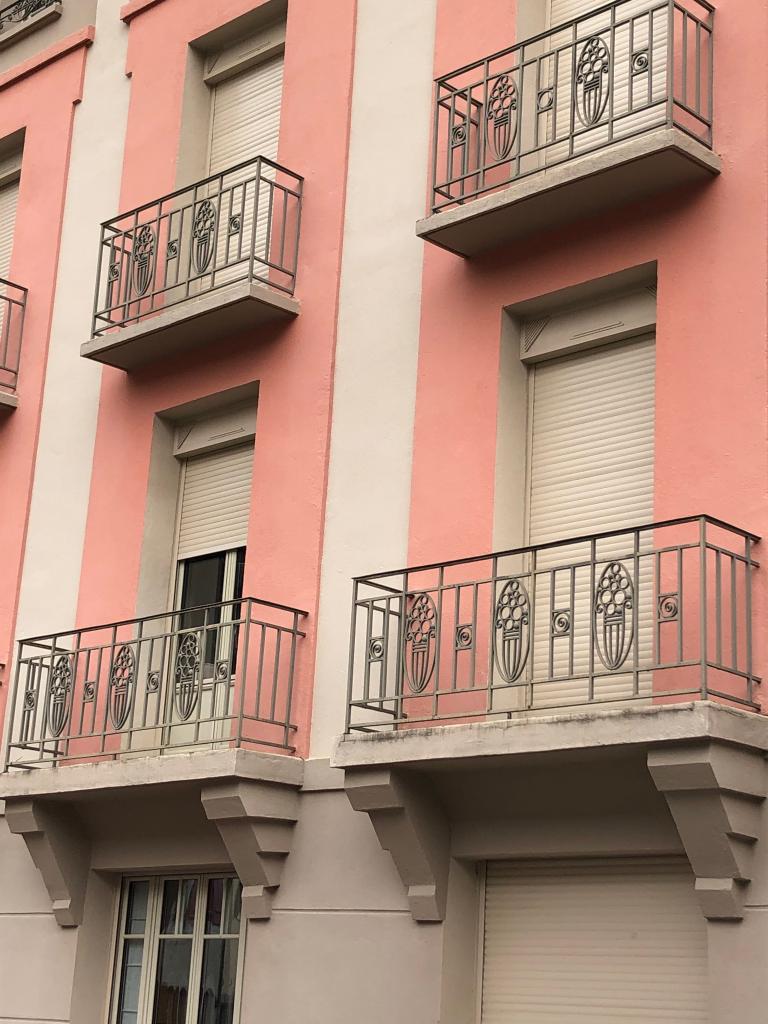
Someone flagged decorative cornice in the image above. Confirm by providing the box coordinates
[120,0,165,24]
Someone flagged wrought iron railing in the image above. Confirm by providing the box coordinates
[430,0,714,213]
[4,598,307,769]
[0,277,26,396]
[346,517,760,733]
[92,156,303,338]
[0,0,57,32]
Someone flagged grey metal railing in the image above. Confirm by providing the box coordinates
[346,517,759,733]
[92,155,303,338]
[0,277,26,396]
[0,0,57,31]
[5,597,307,769]
[431,0,714,213]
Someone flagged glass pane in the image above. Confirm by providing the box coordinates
[152,939,192,1024]
[179,554,226,671]
[197,938,238,1024]
[125,880,149,935]
[180,879,197,935]
[160,879,179,935]
[205,878,224,935]
[222,880,242,936]
[116,937,144,1024]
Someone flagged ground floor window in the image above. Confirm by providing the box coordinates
[111,874,244,1024]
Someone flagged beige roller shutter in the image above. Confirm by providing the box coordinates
[208,53,284,174]
[176,443,254,560]
[481,858,709,1023]
[0,175,19,280]
[524,337,655,706]
[549,0,596,23]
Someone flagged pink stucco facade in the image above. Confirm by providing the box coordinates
[0,1,768,1022]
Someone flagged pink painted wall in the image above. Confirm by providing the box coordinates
[75,0,356,757]
[409,0,768,699]
[0,32,92,733]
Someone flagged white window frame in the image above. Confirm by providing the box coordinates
[108,873,246,1024]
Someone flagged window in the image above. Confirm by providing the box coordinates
[111,875,244,1024]
[176,547,246,677]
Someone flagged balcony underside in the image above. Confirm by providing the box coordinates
[417,128,721,258]
[81,278,300,371]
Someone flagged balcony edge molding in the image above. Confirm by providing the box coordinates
[81,279,300,371]
[416,127,721,258]
[344,767,449,922]
[201,777,301,920]
[0,390,17,411]
[4,797,90,927]
[648,740,768,920]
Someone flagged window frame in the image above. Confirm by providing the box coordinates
[108,873,246,1024]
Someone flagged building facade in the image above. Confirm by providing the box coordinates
[0,0,766,1021]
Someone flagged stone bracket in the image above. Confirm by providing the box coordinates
[4,797,90,927]
[201,779,300,920]
[344,767,449,922]
[648,740,767,920]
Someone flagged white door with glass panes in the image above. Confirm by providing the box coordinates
[206,38,284,287]
[110,875,244,1024]
[167,441,254,749]
[517,336,655,710]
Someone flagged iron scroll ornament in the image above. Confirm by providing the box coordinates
[108,644,136,730]
[576,36,611,128]
[47,654,73,738]
[486,74,519,161]
[403,593,437,694]
[593,562,635,670]
[174,632,202,721]
[494,579,530,683]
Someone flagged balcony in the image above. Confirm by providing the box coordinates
[81,156,303,370]
[0,277,26,410]
[417,0,718,256]
[4,596,306,770]
[0,0,62,52]
[345,516,759,735]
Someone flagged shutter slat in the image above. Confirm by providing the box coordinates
[209,54,284,173]
[481,858,709,1023]
[0,177,19,280]
[176,445,254,560]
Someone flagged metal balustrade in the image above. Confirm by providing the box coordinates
[0,278,26,397]
[431,0,714,213]
[346,517,759,733]
[0,0,57,31]
[4,597,307,769]
[91,156,303,338]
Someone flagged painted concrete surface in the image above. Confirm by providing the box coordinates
[311,0,437,757]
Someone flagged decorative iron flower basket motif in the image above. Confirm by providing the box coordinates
[494,578,530,683]
[403,593,437,694]
[132,225,155,298]
[593,562,635,670]
[486,74,519,161]
[576,36,612,127]
[174,632,201,721]
[47,654,73,738]
[108,644,136,730]
[192,199,217,275]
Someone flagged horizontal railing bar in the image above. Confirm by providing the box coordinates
[354,516,759,583]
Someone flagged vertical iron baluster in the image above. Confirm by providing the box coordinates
[452,584,460,690]
[714,549,722,668]
[730,554,738,669]
[745,537,754,703]
[345,582,359,733]
[433,568,444,721]
[487,557,498,714]
[632,530,640,696]
[588,538,597,702]
[677,544,684,664]
[699,517,708,698]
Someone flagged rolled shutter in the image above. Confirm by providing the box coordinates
[482,857,709,1023]
[0,175,19,280]
[526,337,655,705]
[176,444,254,560]
[208,53,284,173]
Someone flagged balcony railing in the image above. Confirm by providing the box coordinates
[346,517,759,733]
[91,156,303,338]
[5,597,307,770]
[0,0,57,32]
[0,277,26,397]
[431,0,714,213]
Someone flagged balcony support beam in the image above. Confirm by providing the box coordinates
[344,767,450,922]
[201,778,301,920]
[648,740,767,920]
[4,797,90,927]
